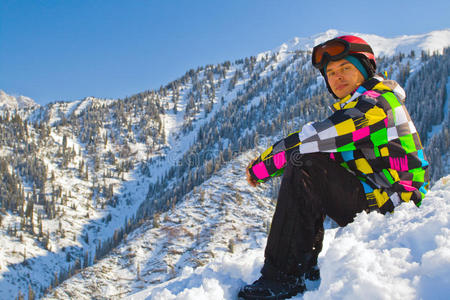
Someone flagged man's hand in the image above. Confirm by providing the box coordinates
[246,159,260,187]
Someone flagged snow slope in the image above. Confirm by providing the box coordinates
[44,151,278,299]
[127,175,450,300]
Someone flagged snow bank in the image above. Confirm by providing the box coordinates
[304,176,450,300]
[126,248,265,300]
[127,175,450,300]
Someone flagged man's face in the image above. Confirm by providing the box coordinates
[326,59,365,98]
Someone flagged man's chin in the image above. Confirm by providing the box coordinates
[335,91,349,98]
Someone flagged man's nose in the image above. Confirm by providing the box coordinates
[335,71,344,79]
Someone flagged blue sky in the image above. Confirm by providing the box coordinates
[1,0,449,105]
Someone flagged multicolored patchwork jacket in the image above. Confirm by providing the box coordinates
[248,75,430,213]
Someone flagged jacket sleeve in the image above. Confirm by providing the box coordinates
[248,95,388,182]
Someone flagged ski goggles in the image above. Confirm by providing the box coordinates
[312,38,373,69]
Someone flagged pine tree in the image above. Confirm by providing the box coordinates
[28,284,35,300]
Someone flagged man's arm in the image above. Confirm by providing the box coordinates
[247,95,387,183]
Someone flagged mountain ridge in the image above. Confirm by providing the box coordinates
[0,90,38,110]
[267,28,450,60]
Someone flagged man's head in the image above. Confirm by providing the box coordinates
[325,58,366,99]
[312,35,376,98]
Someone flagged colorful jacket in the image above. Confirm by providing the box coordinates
[248,75,430,213]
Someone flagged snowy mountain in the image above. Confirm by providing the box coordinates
[1,29,449,299]
[0,89,38,110]
[272,28,450,57]
[44,150,450,300]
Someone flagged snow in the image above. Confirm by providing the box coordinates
[127,249,265,300]
[126,175,450,300]
[43,152,278,299]
[0,89,38,110]
[271,28,450,58]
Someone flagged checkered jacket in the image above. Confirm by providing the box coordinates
[248,75,430,213]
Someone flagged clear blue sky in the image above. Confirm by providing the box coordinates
[1,0,449,105]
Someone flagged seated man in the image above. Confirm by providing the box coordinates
[239,35,429,299]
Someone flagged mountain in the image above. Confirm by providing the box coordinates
[272,28,450,57]
[0,29,449,300]
[0,90,38,110]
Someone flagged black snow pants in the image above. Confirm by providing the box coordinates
[262,152,368,277]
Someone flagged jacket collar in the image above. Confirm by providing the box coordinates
[330,75,384,112]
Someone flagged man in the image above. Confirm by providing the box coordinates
[238,35,430,299]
